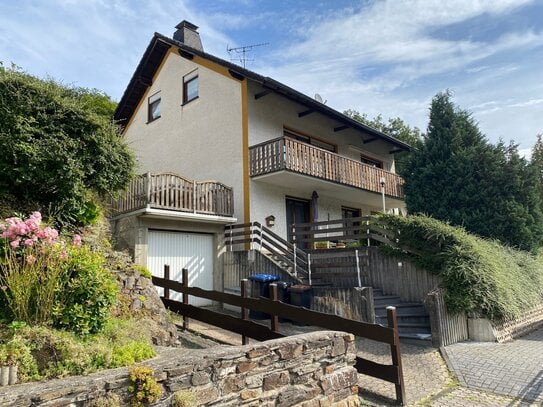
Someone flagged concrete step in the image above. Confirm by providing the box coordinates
[373,295,402,306]
[372,288,384,296]
[396,323,432,335]
[374,303,427,314]
[399,333,432,342]
[376,314,430,325]
[376,320,431,335]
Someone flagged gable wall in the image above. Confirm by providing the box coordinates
[122,49,245,222]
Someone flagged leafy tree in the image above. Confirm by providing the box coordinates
[531,133,543,183]
[402,91,543,252]
[0,64,134,226]
[344,110,422,173]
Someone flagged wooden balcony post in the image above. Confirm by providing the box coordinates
[146,172,152,207]
[192,181,197,213]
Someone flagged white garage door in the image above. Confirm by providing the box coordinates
[148,230,214,307]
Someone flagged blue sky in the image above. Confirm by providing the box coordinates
[1,0,542,154]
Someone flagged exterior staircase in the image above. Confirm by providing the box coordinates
[373,288,431,341]
[225,222,432,341]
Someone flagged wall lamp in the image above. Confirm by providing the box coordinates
[265,215,275,227]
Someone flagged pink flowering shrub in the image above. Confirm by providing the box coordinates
[0,212,116,331]
[0,212,59,250]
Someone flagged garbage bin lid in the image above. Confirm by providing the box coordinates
[289,284,312,292]
[248,273,280,282]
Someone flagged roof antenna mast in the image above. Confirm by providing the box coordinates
[227,42,269,68]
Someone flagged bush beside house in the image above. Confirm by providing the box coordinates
[0,64,134,227]
[380,214,543,321]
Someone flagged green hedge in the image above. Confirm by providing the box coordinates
[379,214,543,321]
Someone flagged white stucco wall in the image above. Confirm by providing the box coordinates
[122,49,245,221]
[246,81,396,172]
[246,81,402,241]
[250,182,378,241]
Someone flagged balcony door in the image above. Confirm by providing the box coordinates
[286,197,311,249]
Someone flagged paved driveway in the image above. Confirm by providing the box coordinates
[443,327,543,403]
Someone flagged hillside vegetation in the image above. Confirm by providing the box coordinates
[380,214,543,321]
[0,64,134,227]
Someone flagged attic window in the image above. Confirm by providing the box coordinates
[183,70,198,104]
[148,91,161,122]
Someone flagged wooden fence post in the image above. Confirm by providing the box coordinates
[269,283,279,333]
[387,306,405,406]
[241,278,249,345]
[163,265,170,300]
[182,268,189,330]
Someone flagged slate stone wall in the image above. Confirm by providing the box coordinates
[1,331,360,406]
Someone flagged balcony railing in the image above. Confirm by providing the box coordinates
[249,137,404,199]
[110,172,234,217]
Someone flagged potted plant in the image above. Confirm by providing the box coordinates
[314,241,329,249]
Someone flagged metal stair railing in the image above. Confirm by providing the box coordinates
[225,222,309,282]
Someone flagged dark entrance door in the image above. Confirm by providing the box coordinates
[286,197,311,248]
[342,206,361,238]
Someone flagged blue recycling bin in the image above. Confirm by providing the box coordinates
[248,274,280,319]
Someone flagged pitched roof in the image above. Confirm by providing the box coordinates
[114,33,411,152]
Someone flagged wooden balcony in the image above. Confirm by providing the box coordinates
[110,172,234,217]
[249,137,404,199]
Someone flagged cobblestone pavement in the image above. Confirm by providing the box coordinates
[417,387,541,406]
[444,328,543,403]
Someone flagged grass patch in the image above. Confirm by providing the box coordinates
[379,214,543,321]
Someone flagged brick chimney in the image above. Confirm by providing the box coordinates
[173,20,203,51]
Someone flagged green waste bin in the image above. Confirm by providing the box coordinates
[288,284,312,325]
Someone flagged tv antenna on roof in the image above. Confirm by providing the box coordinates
[227,42,269,68]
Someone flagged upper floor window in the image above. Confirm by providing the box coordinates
[148,91,161,122]
[360,154,383,169]
[283,128,336,153]
[183,70,199,104]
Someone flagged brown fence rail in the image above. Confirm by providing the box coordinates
[153,267,406,405]
[110,172,234,217]
[225,221,309,282]
[290,215,397,247]
[249,136,405,199]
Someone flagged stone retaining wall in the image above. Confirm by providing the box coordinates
[468,303,543,343]
[1,331,360,406]
[109,250,178,346]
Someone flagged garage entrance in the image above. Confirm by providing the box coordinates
[147,230,214,306]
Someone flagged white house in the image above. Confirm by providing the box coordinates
[111,21,411,297]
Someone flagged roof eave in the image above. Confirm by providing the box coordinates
[115,33,411,152]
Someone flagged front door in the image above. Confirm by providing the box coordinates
[286,197,311,248]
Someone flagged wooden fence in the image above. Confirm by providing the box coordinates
[110,172,234,217]
[290,215,396,248]
[153,267,406,405]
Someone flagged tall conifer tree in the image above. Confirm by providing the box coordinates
[403,92,543,251]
